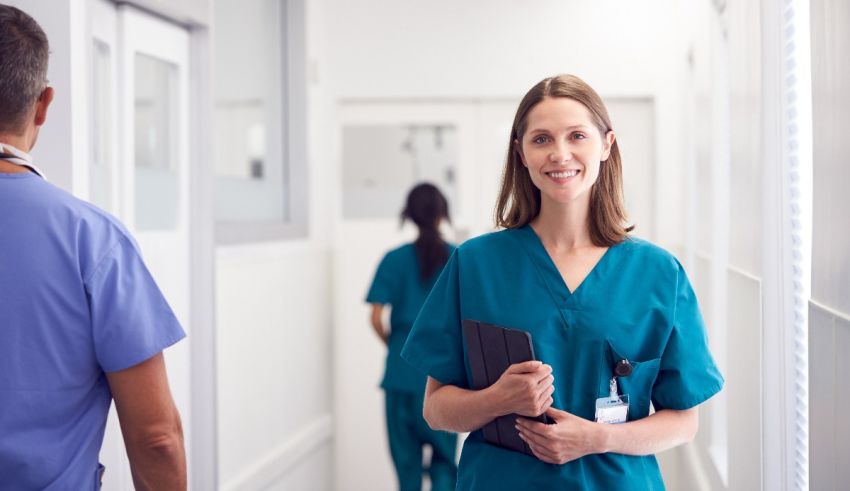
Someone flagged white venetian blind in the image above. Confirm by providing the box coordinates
[781,0,812,488]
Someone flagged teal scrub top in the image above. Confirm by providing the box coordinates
[367,242,456,394]
[401,226,723,490]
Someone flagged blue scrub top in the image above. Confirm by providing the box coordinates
[366,242,455,394]
[401,226,723,490]
[0,172,185,490]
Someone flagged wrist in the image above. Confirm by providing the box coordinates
[480,385,509,420]
[593,421,613,454]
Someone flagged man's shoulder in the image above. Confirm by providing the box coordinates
[15,177,139,266]
[38,178,131,234]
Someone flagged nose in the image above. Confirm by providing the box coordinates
[548,140,572,164]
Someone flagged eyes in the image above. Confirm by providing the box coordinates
[530,132,587,145]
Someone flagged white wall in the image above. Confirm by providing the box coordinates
[678,0,831,489]
[809,0,850,488]
[216,242,332,490]
[676,1,770,489]
[215,0,336,489]
[323,1,695,489]
[325,0,691,250]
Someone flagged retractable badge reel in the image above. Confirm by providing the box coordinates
[595,359,631,424]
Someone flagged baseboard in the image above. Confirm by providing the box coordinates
[222,413,334,491]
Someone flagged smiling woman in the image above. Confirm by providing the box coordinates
[496,75,632,247]
[400,74,724,490]
[517,98,613,207]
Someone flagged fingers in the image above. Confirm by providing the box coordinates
[544,406,569,421]
[533,369,555,385]
[529,447,559,465]
[526,441,559,465]
[516,408,587,466]
[500,363,554,417]
[515,417,551,440]
[539,396,554,415]
[516,426,559,462]
[506,360,542,374]
[525,377,554,415]
[536,381,555,405]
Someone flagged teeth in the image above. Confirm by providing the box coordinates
[548,170,579,178]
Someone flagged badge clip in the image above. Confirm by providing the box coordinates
[595,370,630,424]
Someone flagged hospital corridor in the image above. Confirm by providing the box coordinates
[0,0,848,490]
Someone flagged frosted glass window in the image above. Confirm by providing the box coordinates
[134,53,179,230]
[342,124,458,219]
[212,0,287,223]
[90,40,113,212]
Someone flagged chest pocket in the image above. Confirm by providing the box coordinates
[600,340,661,420]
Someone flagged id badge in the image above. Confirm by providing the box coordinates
[595,394,629,424]
[595,377,629,424]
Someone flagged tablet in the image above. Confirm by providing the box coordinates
[462,319,551,456]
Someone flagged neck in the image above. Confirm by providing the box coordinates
[0,132,33,174]
[530,195,593,251]
[0,132,31,153]
[0,160,28,173]
[417,226,439,239]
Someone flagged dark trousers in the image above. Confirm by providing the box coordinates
[385,390,458,491]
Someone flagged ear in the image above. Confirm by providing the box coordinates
[514,139,527,167]
[601,130,615,161]
[33,87,54,127]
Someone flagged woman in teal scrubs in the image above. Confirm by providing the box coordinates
[401,75,723,490]
[367,183,459,491]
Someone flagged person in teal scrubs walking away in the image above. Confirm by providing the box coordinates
[401,74,724,490]
[367,183,459,491]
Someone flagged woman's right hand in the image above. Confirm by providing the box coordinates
[488,361,555,418]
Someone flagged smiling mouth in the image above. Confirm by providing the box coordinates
[546,169,580,179]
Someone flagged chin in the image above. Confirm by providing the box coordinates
[532,179,589,207]
[544,193,584,206]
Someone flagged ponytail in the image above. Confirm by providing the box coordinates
[401,183,451,281]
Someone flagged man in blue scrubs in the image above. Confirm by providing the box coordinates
[0,6,187,489]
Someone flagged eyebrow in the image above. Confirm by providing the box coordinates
[527,124,592,134]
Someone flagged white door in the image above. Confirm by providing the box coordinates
[92,4,193,489]
[119,0,193,469]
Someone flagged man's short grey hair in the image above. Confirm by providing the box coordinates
[0,4,49,134]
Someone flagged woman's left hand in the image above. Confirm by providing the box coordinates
[515,407,604,465]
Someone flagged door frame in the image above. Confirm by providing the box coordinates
[88,2,218,487]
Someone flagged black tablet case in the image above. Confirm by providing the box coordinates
[462,319,550,456]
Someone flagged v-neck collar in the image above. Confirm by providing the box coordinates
[514,224,620,309]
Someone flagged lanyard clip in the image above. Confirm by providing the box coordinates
[609,377,618,400]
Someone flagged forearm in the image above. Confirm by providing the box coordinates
[126,423,187,491]
[369,304,388,344]
[596,408,698,456]
[425,383,505,433]
[107,353,187,490]
[370,319,388,343]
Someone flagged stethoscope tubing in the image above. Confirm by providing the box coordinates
[0,143,46,179]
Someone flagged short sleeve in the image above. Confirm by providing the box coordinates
[651,263,724,410]
[85,237,186,372]
[400,250,467,388]
[365,253,397,305]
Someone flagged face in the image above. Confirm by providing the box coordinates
[516,97,614,208]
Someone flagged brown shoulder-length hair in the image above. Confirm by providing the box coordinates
[495,74,634,246]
